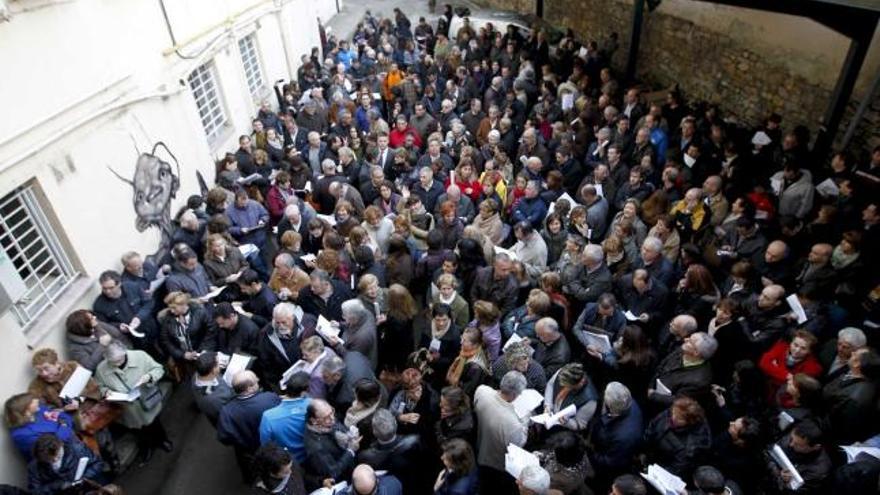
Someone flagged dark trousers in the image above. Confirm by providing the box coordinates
[478,465,517,495]
[233,445,257,484]
[136,418,169,450]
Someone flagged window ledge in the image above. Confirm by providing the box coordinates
[25,275,94,349]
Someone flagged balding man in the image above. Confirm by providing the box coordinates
[794,243,836,299]
[304,399,361,487]
[758,240,793,288]
[744,284,791,353]
[347,463,402,495]
[563,244,612,311]
[217,371,281,483]
[635,237,676,288]
[657,314,699,359]
[533,318,570,379]
[434,184,476,223]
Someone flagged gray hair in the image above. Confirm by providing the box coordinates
[536,317,559,335]
[642,236,663,254]
[838,327,867,347]
[583,244,604,263]
[272,302,297,320]
[499,370,527,398]
[284,204,301,218]
[321,158,337,173]
[674,314,698,334]
[371,408,397,442]
[597,127,612,140]
[275,252,296,268]
[338,146,355,159]
[603,382,632,416]
[321,355,346,375]
[341,298,369,322]
[691,332,718,360]
[103,341,127,361]
[519,465,551,493]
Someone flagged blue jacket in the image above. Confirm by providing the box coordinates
[435,468,479,495]
[341,474,403,495]
[226,200,269,248]
[10,406,77,461]
[28,439,105,495]
[259,397,311,463]
[217,392,281,451]
[590,400,644,472]
[650,127,668,165]
[512,196,548,228]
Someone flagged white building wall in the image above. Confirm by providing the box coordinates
[0,0,342,485]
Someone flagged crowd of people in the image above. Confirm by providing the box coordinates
[5,3,880,495]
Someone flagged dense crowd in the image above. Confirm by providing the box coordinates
[5,4,880,495]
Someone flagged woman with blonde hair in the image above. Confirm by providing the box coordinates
[432,273,470,329]
[470,300,502,362]
[202,233,248,288]
[158,291,211,376]
[471,198,505,245]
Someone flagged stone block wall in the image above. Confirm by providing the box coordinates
[473,0,879,157]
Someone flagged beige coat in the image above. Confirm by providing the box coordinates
[94,350,165,429]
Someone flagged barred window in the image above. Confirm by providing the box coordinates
[188,62,228,142]
[238,34,265,99]
[0,184,78,330]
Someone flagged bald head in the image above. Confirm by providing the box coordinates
[232,370,259,395]
[758,284,785,310]
[352,464,377,494]
[764,240,788,264]
[808,243,833,265]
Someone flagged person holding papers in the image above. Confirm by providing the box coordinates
[331,299,379,371]
[202,234,249,296]
[446,328,492,397]
[585,326,656,401]
[501,290,552,340]
[821,348,879,444]
[421,304,462,390]
[492,343,548,393]
[297,270,355,323]
[164,247,214,299]
[572,293,627,349]
[27,434,110,495]
[255,303,316,393]
[768,420,831,494]
[27,349,117,458]
[157,291,212,376]
[615,269,669,331]
[541,364,598,433]
[203,302,260,357]
[644,397,712,479]
[237,268,279,327]
[648,332,717,409]
[433,438,480,495]
[533,318,571,381]
[94,342,169,465]
[191,352,235,426]
[473,371,528,493]
[227,189,270,254]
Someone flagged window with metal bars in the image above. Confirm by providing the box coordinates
[0,184,78,329]
[238,34,265,99]
[187,62,228,142]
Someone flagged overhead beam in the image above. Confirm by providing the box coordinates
[625,0,646,83]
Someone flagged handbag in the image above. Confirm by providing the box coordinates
[137,383,163,411]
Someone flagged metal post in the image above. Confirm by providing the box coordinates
[814,33,870,160]
[841,57,880,150]
[625,0,645,83]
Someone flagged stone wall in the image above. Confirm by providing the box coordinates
[476,0,536,13]
[473,0,879,157]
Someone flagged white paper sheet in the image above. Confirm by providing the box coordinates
[582,331,612,354]
[531,403,576,429]
[640,464,687,495]
[769,444,804,490]
[777,411,795,431]
[239,244,259,258]
[512,389,543,418]
[316,214,337,226]
[279,356,322,390]
[841,445,880,463]
[201,286,225,301]
[223,354,253,386]
[561,93,574,111]
[771,177,783,195]
[316,315,343,344]
[237,173,264,185]
[503,333,524,352]
[594,184,604,198]
[106,389,140,402]
[786,294,808,324]
[74,456,89,482]
[815,178,839,197]
[504,444,539,479]
[654,379,672,396]
[624,310,639,322]
[300,253,317,264]
[59,366,93,399]
[493,245,518,261]
[148,270,167,293]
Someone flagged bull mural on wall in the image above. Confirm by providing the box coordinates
[108,141,180,265]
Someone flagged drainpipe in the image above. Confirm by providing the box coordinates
[274,0,296,80]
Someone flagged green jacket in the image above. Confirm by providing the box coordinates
[94,350,165,428]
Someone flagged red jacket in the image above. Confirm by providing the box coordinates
[759,339,822,388]
[389,127,422,149]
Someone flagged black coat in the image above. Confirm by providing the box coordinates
[821,374,878,444]
[217,391,281,451]
[649,349,713,409]
[241,285,279,328]
[158,304,212,361]
[357,434,424,492]
[378,315,415,373]
[254,315,316,392]
[303,425,357,490]
[202,315,261,356]
[297,281,355,323]
[644,409,712,479]
[27,440,105,495]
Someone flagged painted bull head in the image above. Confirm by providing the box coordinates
[108,142,180,233]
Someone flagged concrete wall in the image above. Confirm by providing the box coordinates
[475,0,880,154]
[0,0,338,485]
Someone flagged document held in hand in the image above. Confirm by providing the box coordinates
[106,389,141,402]
[582,331,612,354]
[841,445,880,463]
[59,366,93,400]
[316,315,343,343]
[223,353,254,386]
[769,444,804,490]
[531,404,576,429]
[504,444,539,479]
[654,379,672,396]
[785,294,808,324]
[511,389,544,418]
[640,464,686,495]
